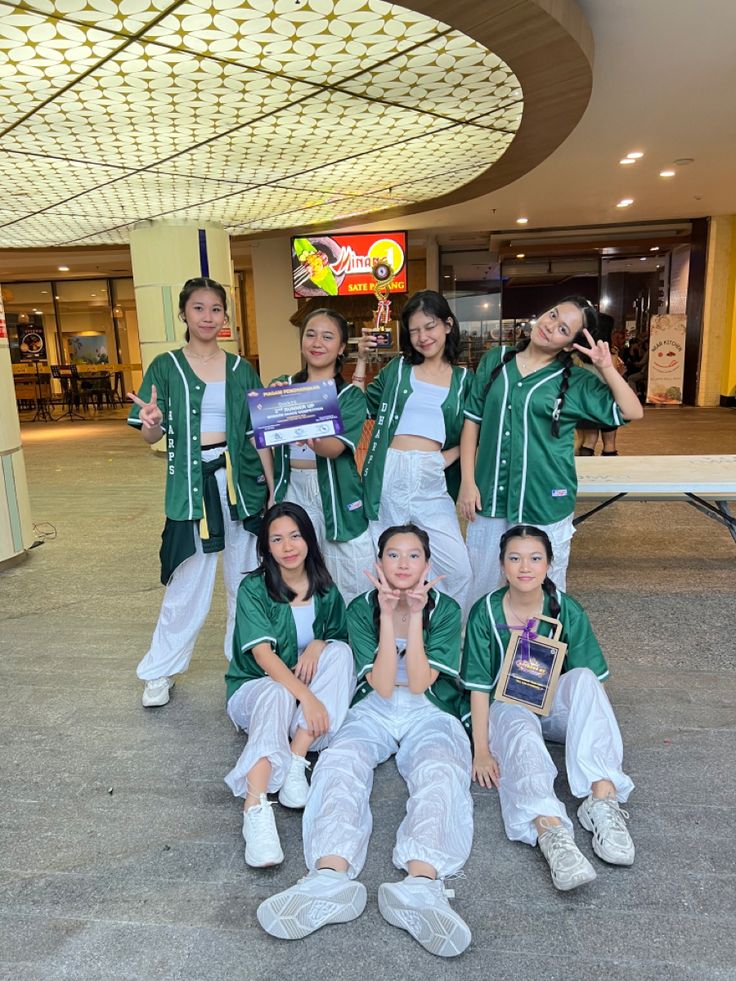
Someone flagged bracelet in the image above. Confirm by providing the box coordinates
[352,374,366,382]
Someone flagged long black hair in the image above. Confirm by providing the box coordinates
[482,296,599,437]
[256,502,333,603]
[292,308,349,391]
[499,524,560,618]
[178,277,228,342]
[399,290,461,365]
[372,523,435,633]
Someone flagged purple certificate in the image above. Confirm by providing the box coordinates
[247,379,344,449]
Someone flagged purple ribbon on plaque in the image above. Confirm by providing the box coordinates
[498,619,539,660]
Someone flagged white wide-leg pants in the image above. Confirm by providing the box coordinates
[284,468,376,604]
[224,640,355,797]
[369,449,472,616]
[303,689,473,879]
[137,457,258,681]
[466,513,575,609]
[488,668,634,846]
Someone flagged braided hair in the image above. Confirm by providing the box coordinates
[371,524,436,635]
[482,296,599,438]
[499,524,561,617]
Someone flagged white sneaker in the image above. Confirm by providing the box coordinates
[278,754,310,809]
[377,877,471,957]
[141,677,173,707]
[242,795,284,868]
[538,824,597,891]
[257,869,366,939]
[578,795,635,866]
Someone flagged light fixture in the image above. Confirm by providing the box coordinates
[40,290,48,294]
[90,293,96,297]
[600,295,610,309]
[58,265,69,271]
[616,199,634,208]
[626,151,644,159]
[516,253,525,259]
[620,158,636,165]
[650,246,660,251]
[640,257,647,261]
[17,312,30,324]
[659,170,675,178]
[112,305,124,318]
[516,217,528,224]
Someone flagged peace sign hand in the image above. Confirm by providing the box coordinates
[572,329,613,370]
[406,567,444,613]
[363,563,401,613]
[127,384,163,430]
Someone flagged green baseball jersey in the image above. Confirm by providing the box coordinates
[347,588,466,721]
[460,586,609,698]
[128,350,266,522]
[464,347,626,524]
[361,356,473,521]
[271,375,369,542]
[226,573,349,702]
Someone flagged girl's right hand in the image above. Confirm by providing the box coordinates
[472,750,500,788]
[127,384,163,430]
[458,480,481,522]
[356,330,378,360]
[363,563,401,613]
[300,693,330,737]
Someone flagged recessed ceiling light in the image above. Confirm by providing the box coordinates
[659,170,675,178]
[58,265,69,271]
[40,290,48,294]
[616,199,634,208]
[650,246,660,251]
[640,257,647,261]
[620,158,636,165]
[516,253,525,259]
[626,151,644,159]
[516,217,528,224]
[90,293,96,297]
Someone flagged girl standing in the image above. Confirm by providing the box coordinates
[459,296,643,604]
[257,524,473,958]
[271,308,375,603]
[462,524,635,892]
[224,502,355,868]
[354,291,473,615]
[127,277,273,708]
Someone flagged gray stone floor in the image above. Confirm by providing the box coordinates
[1,407,735,981]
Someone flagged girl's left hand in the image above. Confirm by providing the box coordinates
[406,567,444,613]
[293,640,326,684]
[573,328,613,370]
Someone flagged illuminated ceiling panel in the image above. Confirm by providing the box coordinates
[0,0,524,246]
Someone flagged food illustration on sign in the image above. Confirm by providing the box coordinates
[292,237,341,296]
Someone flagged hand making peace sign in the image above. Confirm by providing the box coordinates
[406,566,445,614]
[363,563,402,613]
[127,384,163,430]
[572,328,613,370]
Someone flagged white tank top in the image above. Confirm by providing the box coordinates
[200,381,226,432]
[291,441,317,462]
[395,638,408,685]
[394,370,447,443]
[291,600,315,654]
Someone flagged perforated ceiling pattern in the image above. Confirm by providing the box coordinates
[0,0,523,245]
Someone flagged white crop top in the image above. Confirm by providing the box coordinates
[200,381,226,432]
[291,600,315,654]
[394,370,447,443]
[290,441,317,462]
[395,638,408,685]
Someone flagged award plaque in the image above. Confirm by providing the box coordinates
[247,379,344,449]
[494,615,567,717]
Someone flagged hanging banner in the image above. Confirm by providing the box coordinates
[646,314,686,404]
[291,231,407,298]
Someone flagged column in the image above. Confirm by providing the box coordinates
[250,236,301,384]
[0,286,34,568]
[699,215,736,406]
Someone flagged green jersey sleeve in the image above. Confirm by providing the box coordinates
[321,584,349,644]
[559,594,609,680]
[233,574,278,657]
[464,348,502,422]
[127,355,168,428]
[347,591,378,680]
[425,592,462,678]
[338,384,368,450]
[564,367,627,429]
[461,594,504,692]
[365,363,388,419]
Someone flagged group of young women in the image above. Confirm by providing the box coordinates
[129,277,643,958]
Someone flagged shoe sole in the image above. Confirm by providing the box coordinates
[550,864,597,891]
[257,882,366,939]
[277,789,308,809]
[245,844,284,868]
[377,885,471,957]
[578,805,635,866]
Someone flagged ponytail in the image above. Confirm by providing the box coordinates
[541,575,561,619]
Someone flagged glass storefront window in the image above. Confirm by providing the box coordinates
[440,249,501,368]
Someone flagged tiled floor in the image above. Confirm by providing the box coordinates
[1,406,735,980]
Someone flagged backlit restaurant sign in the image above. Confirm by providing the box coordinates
[291,231,407,298]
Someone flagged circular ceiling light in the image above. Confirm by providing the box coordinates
[616,199,634,208]
[659,170,675,178]
[516,217,529,225]
[626,151,644,159]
